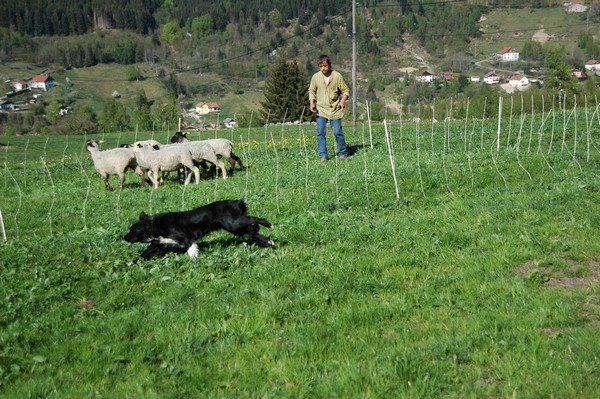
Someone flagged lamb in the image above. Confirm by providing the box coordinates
[131,143,200,189]
[86,139,145,190]
[171,131,244,175]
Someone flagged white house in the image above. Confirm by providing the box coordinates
[29,75,55,91]
[223,118,237,129]
[571,68,587,80]
[508,74,529,87]
[195,102,220,115]
[565,3,588,13]
[483,72,501,84]
[584,60,600,71]
[13,80,29,91]
[495,47,519,62]
[415,70,434,83]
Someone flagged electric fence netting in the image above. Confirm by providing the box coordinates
[1,94,599,242]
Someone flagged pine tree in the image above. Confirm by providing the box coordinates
[260,59,309,124]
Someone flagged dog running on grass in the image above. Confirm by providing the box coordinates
[123,199,274,259]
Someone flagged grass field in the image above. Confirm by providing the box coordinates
[1,110,600,397]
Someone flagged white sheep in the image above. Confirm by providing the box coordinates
[132,143,200,189]
[130,139,162,149]
[86,139,145,190]
[171,131,242,175]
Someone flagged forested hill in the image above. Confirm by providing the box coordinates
[0,1,563,38]
[0,0,488,72]
[0,0,349,36]
[0,0,162,35]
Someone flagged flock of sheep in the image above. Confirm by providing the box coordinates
[85,131,245,190]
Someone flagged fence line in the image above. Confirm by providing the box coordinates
[1,94,600,241]
[384,120,400,199]
[74,153,91,230]
[0,209,6,242]
[268,130,280,213]
[414,104,426,198]
[41,155,56,236]
[360,122,371,208]
[4,165,22,240]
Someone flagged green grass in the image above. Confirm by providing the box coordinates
[1,113,600,397]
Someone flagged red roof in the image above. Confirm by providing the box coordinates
[196,102,220,108]
[32,75,51,82]
[497,47,515,55]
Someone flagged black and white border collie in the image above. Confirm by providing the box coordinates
[124,199,274,259]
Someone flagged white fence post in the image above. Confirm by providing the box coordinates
[0,209,6,241]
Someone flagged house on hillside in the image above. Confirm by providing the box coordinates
[415,70,434,83]
[495,47,519,62]
[571,68,587,80]
[13,80,29,91]
[508,74,529,87]
[0,100,15,111]
[195,101,220,115]
[223,118,237,129]
[30,75,55,91]
[441,71,454,81]
[564,3,588,13]
[483,72,501,84]
[584,59,600,72]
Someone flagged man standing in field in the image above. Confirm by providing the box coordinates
[309,54,350,161]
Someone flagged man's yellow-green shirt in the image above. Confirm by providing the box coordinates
[309,70,350,120]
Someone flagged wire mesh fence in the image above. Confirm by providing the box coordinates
[1,95,599,242]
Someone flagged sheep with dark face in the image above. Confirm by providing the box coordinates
[171,131,244,175]
[131,143,200,189]
[86,139,145,190]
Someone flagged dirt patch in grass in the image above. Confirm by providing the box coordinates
[532,29,554,43]
[516,258,600,288]
[516,258,600,329]
[547,259,600,288]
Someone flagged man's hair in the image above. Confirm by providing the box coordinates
[318,54,331,67]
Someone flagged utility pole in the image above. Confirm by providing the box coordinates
[352,0,357,131]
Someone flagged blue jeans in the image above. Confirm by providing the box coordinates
[316,116,348,158]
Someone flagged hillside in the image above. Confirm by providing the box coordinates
[1,3,599,134]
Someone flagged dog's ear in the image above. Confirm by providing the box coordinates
[140,211,150,220]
